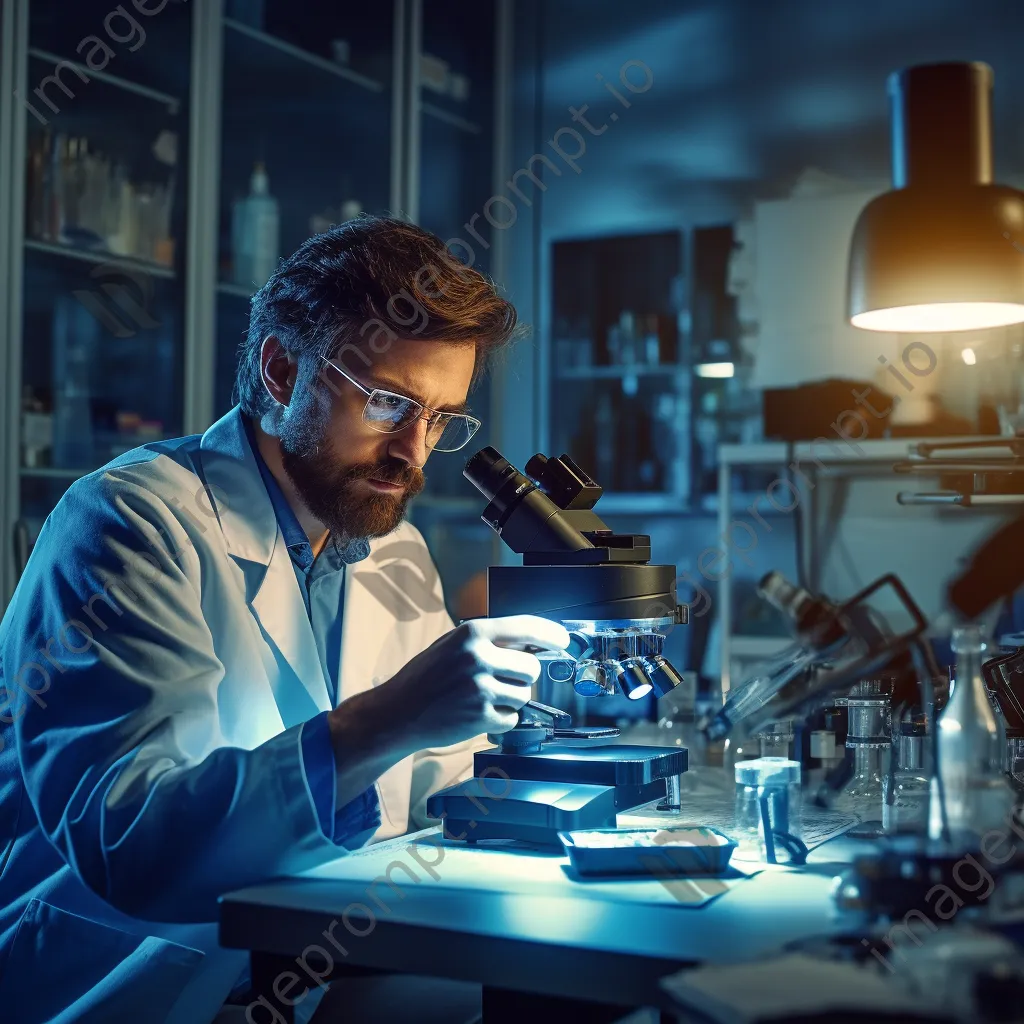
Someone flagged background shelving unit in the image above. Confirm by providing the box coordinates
[401,0,511,618]
[546,230,689,512]
[7,0,193,586]
[0,0,514,612]
[212,4,397,416]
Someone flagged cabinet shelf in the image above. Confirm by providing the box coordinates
[698,491,796,515]
[593,493,687,514]
[24,238,176,278]
[223,18,384,93]
[28,48,181,113]
[421,102,481,134]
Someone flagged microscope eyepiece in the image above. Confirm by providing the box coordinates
[464,447,594,556]
[463,446,524,503]
[464,447,686,708]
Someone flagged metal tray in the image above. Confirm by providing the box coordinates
[558,826,737,877]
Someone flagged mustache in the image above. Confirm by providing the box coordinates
[344,459,424,491]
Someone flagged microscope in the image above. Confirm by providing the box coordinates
[427,447,689,846]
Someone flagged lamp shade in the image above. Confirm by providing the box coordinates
[848,62,1024,333]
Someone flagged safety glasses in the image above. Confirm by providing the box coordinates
[319,356,481,453]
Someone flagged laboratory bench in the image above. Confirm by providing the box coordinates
[219,795,867,1023]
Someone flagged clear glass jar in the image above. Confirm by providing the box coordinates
[734,757,802,860]
[833,678,890,826]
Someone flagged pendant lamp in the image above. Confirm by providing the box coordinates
[848,62,1024,333]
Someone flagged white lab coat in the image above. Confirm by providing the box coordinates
[0,407,480,1024]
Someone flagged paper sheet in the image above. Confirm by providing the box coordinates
[316,831,757,909]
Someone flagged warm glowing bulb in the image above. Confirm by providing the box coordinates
[962,347,977,365]
[852,302,1024,333]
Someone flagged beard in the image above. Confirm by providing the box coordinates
[279,409,425,542]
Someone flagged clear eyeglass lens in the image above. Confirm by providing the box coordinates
[431,416,478,452]
[365,392,419,429]
[363,391,478,452]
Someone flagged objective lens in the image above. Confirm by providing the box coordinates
[574,660,611,696]
[643,654,683,697]
[547,660,575,683]
[566,631,595,661]
[614,659,654,700]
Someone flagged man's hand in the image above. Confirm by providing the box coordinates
[326,616,570,805]
[379,615,571,750]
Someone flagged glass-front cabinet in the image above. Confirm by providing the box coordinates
[405,0,504,618]
[213,2,397,416]
[411,0,497,503]
[690,223,763,507]
[0,0,512,613]
[11,0,192,567]
[546,227,767,513]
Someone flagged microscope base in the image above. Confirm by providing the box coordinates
[430,778,619,847]
[429,743,688,846]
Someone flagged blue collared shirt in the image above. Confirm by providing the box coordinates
[243,416,379,845]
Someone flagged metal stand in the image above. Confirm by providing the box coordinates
[656,773,682,812]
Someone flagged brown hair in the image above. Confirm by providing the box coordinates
[235,215,520,417]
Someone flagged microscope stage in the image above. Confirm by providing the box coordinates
[474,743,687,789]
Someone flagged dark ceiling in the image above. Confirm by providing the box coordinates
[522,0,1024,231]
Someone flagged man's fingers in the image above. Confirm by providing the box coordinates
[485,675,534,712]
[484,645,542,685]
[483,704,521,734]
[472,614,570,654]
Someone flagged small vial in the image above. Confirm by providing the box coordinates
[734,757,802,861]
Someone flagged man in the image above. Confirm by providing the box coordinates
[0,217,569,1023]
